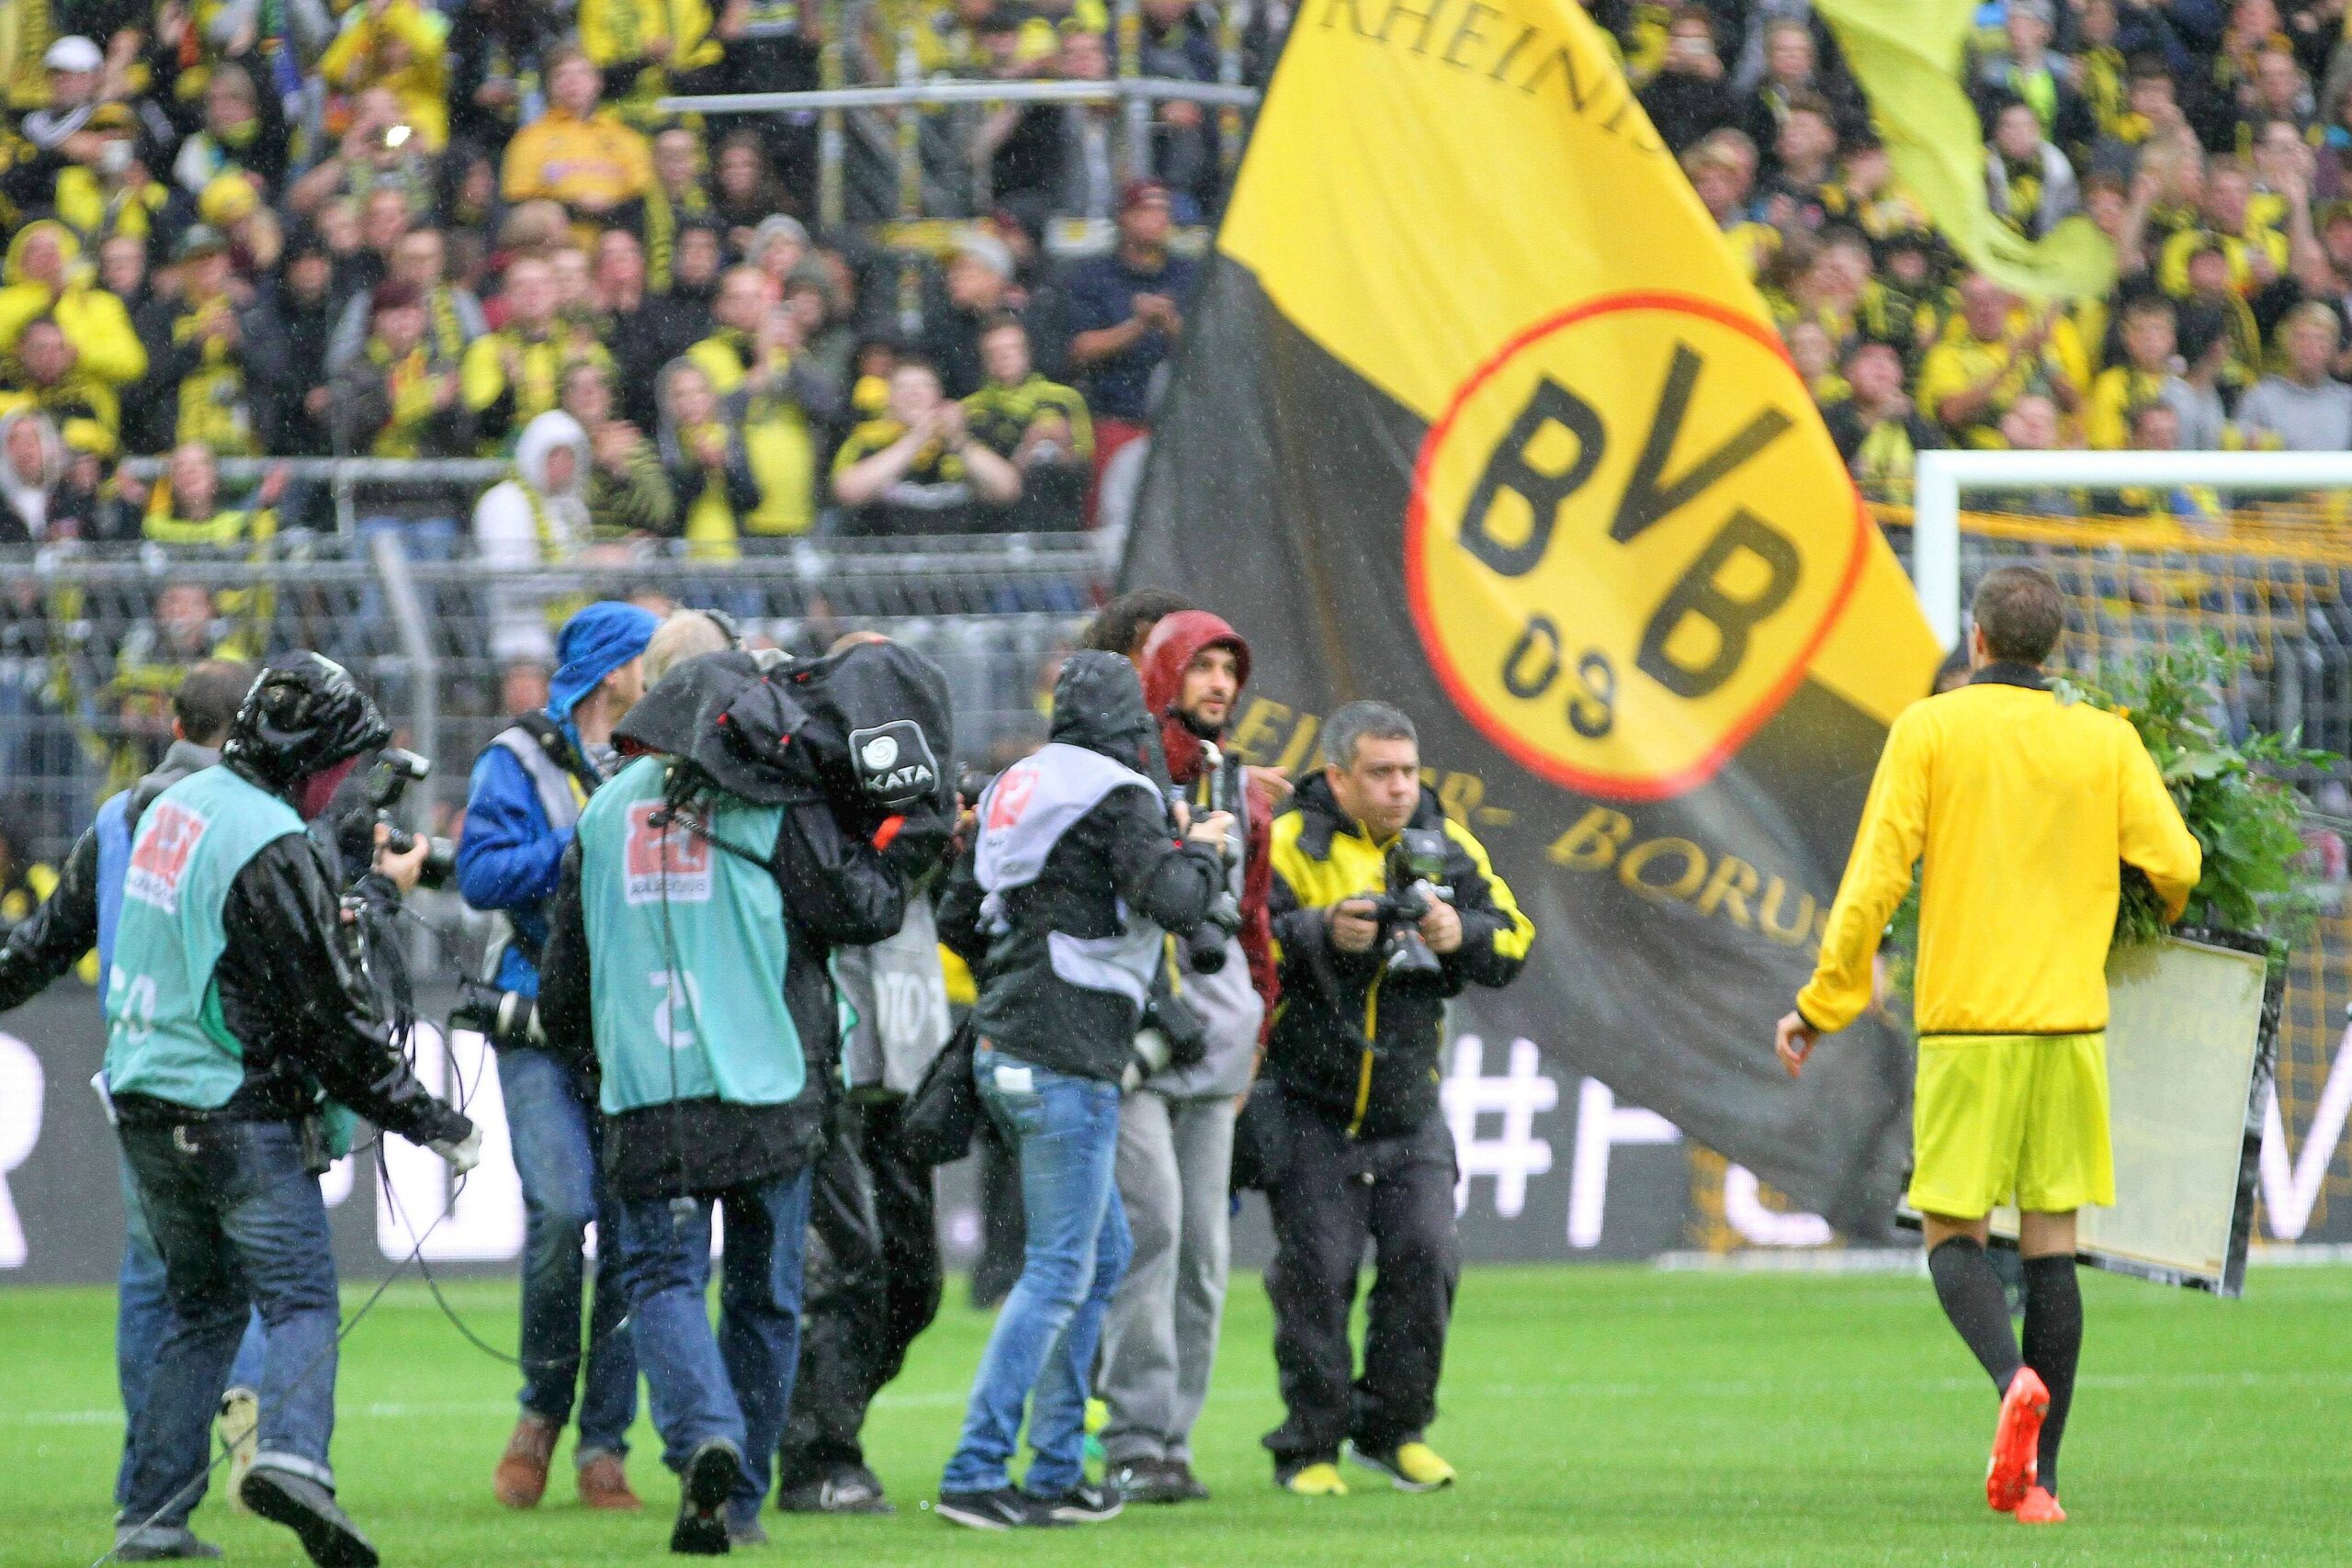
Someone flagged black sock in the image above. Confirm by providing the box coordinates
[2021,1254,2083,1496]
[1928,1237,2024,1392]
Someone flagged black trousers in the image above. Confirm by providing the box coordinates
[777,1097,944,1487]
[1261,1095,1459,1468]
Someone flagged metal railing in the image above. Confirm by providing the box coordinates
[662,0,1265,230]
[116,457,510,541]
[0,532,1109,866]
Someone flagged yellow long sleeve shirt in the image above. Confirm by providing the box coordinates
[1797,669,2202,1038]
[501,108,653,211]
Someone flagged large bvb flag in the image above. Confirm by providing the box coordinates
[1126,0,1944,1236]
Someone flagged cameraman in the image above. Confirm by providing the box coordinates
[1097,610,1279,1506]
[1260,702,1532,1497]
[0,660,265,1513]
[455,599,658,1513]
[535,648,952,1552]
[105,654,479,1565]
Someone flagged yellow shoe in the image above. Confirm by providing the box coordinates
[1350,1440,1456,1492]
[1279,1461,1350,1496]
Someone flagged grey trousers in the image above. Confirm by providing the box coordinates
[1098,1090,1237,1464]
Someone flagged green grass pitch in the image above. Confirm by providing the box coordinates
[5,1262,2345,1566]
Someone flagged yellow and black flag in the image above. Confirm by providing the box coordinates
[1126,0,1943,1235]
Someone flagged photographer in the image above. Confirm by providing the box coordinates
[933,651,1230,1529]
[1259,702,1533,1497]
[535,648,953,1552]
[1097,611,1279,1506]
[104,654,479,1565]
[454,599,658,1514]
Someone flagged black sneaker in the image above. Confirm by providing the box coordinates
[776,1466,895,1516]
[238,1468,379,1568]
[724,1508,768,1548]
[113,1524,223,1561]
[1166,1458,1212,1502]
[1028,1479,1124,1523]
[1108,1458,1189,1506]
[935,1487,1067,1529]
[671,1440,744,1556]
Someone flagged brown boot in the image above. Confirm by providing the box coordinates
[493,1414,559,1508]
[576,1451,643,1512]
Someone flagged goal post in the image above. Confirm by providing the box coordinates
[1910,447,2352,646]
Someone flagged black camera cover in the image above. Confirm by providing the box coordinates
[617,644,956,833]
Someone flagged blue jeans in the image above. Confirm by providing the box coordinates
[942,1044,1132,1497]
[614,1165,813,1517]
[498,1046,639,1455]
[115,1148,266,1506]
[117,1121,341,1529]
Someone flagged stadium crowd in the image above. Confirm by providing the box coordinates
[0,0,1271,564]
[1632,0,2352,513]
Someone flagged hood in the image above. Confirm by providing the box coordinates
[4,220,81,288]
[514,410,587,499]
[1138,609,1250,784]
[547,600,659,722]
[0,410,66,493]
[221,651,391,795]
[1048,650,1166,784]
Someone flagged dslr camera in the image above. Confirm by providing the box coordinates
[359,748,458,889]
[449,978,544,1052]
[1365,828,1453,980]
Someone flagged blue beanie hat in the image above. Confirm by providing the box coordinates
[547,601,661,721]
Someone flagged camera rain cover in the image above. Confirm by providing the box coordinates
[616,643,956,823]
[775,640,957,825]
[616,651,819,806]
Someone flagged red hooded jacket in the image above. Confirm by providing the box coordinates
[1138,610,1279,1030]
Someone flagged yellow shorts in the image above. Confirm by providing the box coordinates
[1907,1032,2115,1221]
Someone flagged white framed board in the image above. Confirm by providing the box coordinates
[1905,932,2281,1296]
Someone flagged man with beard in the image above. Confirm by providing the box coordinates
[1098,610,1278,1504]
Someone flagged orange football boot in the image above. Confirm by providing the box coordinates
[2015,1485,2066,1524]
[1984,1367,2050,1513]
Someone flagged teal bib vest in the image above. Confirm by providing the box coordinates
[579,756,802,1115]
[105,767,305,1109]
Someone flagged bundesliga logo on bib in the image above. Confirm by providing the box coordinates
[125,802,209,913]
[623,802,714,905]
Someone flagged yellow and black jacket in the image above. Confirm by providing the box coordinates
[1798,665,2202,1039]
[462,326,612,449]
[0,373,119,458]
[964,371,1094,464]
[1265,775,1533,1140]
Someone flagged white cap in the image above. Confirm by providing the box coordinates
[44,36,103,73]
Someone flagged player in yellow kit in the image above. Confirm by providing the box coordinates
[1775,566,2201,1526]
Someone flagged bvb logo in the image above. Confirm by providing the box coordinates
[1405,293,1869,802]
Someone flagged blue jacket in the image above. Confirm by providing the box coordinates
[456,728,584,997]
